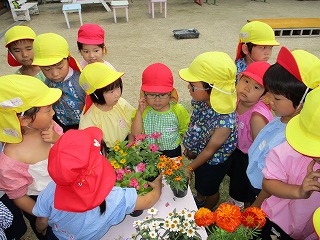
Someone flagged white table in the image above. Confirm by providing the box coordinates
[102,184,208,239]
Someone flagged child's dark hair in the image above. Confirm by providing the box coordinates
[8,39,34,51]
[90,78,123,105]
[17,107,40,134]
[77,41,105,51]
[202,82,212,95]
[239,42,256,59]
[263,63,310,108]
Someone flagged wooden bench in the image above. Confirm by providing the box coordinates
[9,0,39,21]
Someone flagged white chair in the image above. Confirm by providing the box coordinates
[62,3,83,29]
[9,0,39,21]
[111,1,129,23]
[148,0,167,18]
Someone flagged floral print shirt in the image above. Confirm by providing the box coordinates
[182,100,238,165]
[235,58,247,83]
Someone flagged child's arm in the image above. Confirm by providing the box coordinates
[35,217,49,235]
[13,195,36,215]
[187,127,231,171]
[251,189,270,208]
[250,112,269,140]
[131,97,147,136]
[134,175,162,210]
[262,160,320,199]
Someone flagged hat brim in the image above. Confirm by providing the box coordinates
[286,114,320,157]
[141,85,173,93]
[7,51,21,67]
[313,207,320,237]
[239,72,263,86]
[179,68,202,83]
[77,37,104,45]
[34,88,62,108]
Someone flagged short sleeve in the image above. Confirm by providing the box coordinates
[172,103,190,136]
[32,182,55,217]
[215,112,237,129]
[263,146,288,183]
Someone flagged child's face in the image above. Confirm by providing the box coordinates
[103,86,121,108]
[236,76,265,104]
[187,82,210,102]
[9,39,34,66]
[249,45,273,62]
[29,105,55,130]
[144,92,171,112]
[40,59,69,82]
[268,92,296,117]
[80,44,105,64]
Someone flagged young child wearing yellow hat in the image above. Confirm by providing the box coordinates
[79,62,135,148]
[179,52,238,210]
[33,127,162,239]
[248,47,320,208]
[0,75,63,239]
[235,21,280,82]
[32,32,86,132]
[259,86,320,239]
[4,26,46,82]
[77,24,116,70]
[131,63,190,158]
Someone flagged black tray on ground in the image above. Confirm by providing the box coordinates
[173,28,200,39]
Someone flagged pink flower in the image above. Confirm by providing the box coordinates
[143,183,149,188]
[149,144,159,152]
[137,163,146,172]
[124,167,131,174]
[115,169,124,180]
[129,178,139,188]
[134,134,148,142]
[150,132,162,140]
[126,141,136,148]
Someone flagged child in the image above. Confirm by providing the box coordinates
[247,47,320,207]
[235,21,280,82]
[77,24,116,70]
[0,75,63,238]
[4,26,45,82]
[259,86,320,240]
[227,61,274,208]
[32,32,86,132]
[79,62,135,148]
[179,52,238,210]
[33,127,163,239]
[131,63,190,158]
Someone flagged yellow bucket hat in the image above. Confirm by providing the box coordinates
[276,47,320,89]
[179,52,237,114]
[235,21,280,60]
[286,87,320,157]
[313,207,320,237]
[79,62,124,113]
[5,26,36,67]
[0,75,62,144]
[32,33,81,71]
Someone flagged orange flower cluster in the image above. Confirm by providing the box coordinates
[157,155,184,176]
[194,203,266,233]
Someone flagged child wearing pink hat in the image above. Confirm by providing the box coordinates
[226,61,274,209]
[235,21,280,82]
[77,24,116,70]
[131,63,190,158]
[258,86,320,239]
[33,127,162,239]
[4,26,45,82]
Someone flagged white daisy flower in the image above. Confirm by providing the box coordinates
[147,207,158,215]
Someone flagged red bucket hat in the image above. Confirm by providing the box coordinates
[77,24,105,45]
[240,61,271,86]
[48,127,116,212]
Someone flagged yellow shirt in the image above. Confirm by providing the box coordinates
[79,97,135,147]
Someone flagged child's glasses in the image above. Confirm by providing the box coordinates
[189,83,211,92]
[144,93,171,99]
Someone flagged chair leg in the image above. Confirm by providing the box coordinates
[113,8,117,23]
[78,10,83,25]
[63,11,70,29]
[151,2,154,18]
[125,6,128,22]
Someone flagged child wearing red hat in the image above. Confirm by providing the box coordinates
[33,127,162,239]
[226,61,274,209]
[235,21,280,83]
[4,26,45,82]
[131,63,190,158]
[77,24,116,70]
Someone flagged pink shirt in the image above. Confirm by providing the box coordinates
[237,101,273,153]
[262,141,320,240]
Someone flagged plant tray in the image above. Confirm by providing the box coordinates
[173,28,200,39]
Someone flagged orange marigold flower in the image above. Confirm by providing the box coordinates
[159,155,167,161]
[241,207,266,229]
[194,207,215,227]
[215,203,241,232]
[157,162,165,169]
[172,163,179,170]
[166,169,173,176]
[176,156,183,161]
[174,176,181,181]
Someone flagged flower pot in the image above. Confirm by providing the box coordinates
[171,188,188,198]
[130,209,144,217]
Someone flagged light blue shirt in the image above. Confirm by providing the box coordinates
[33,182,137,240]
[247,117,286,189]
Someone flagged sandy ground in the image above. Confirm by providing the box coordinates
[0,0,319,239]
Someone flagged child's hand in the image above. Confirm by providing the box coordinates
[299,160,320,199]
[137,97,147,114]
[41,121,60,143]
[148,175,163,190]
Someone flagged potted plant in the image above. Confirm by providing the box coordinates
[157,155,189,198]
[194,203,266,240]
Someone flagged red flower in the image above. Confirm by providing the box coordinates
[194,207,215,227]
[215,203,241,232]
[241,207,266,229]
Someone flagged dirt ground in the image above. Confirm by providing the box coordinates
[0,0,319,239]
